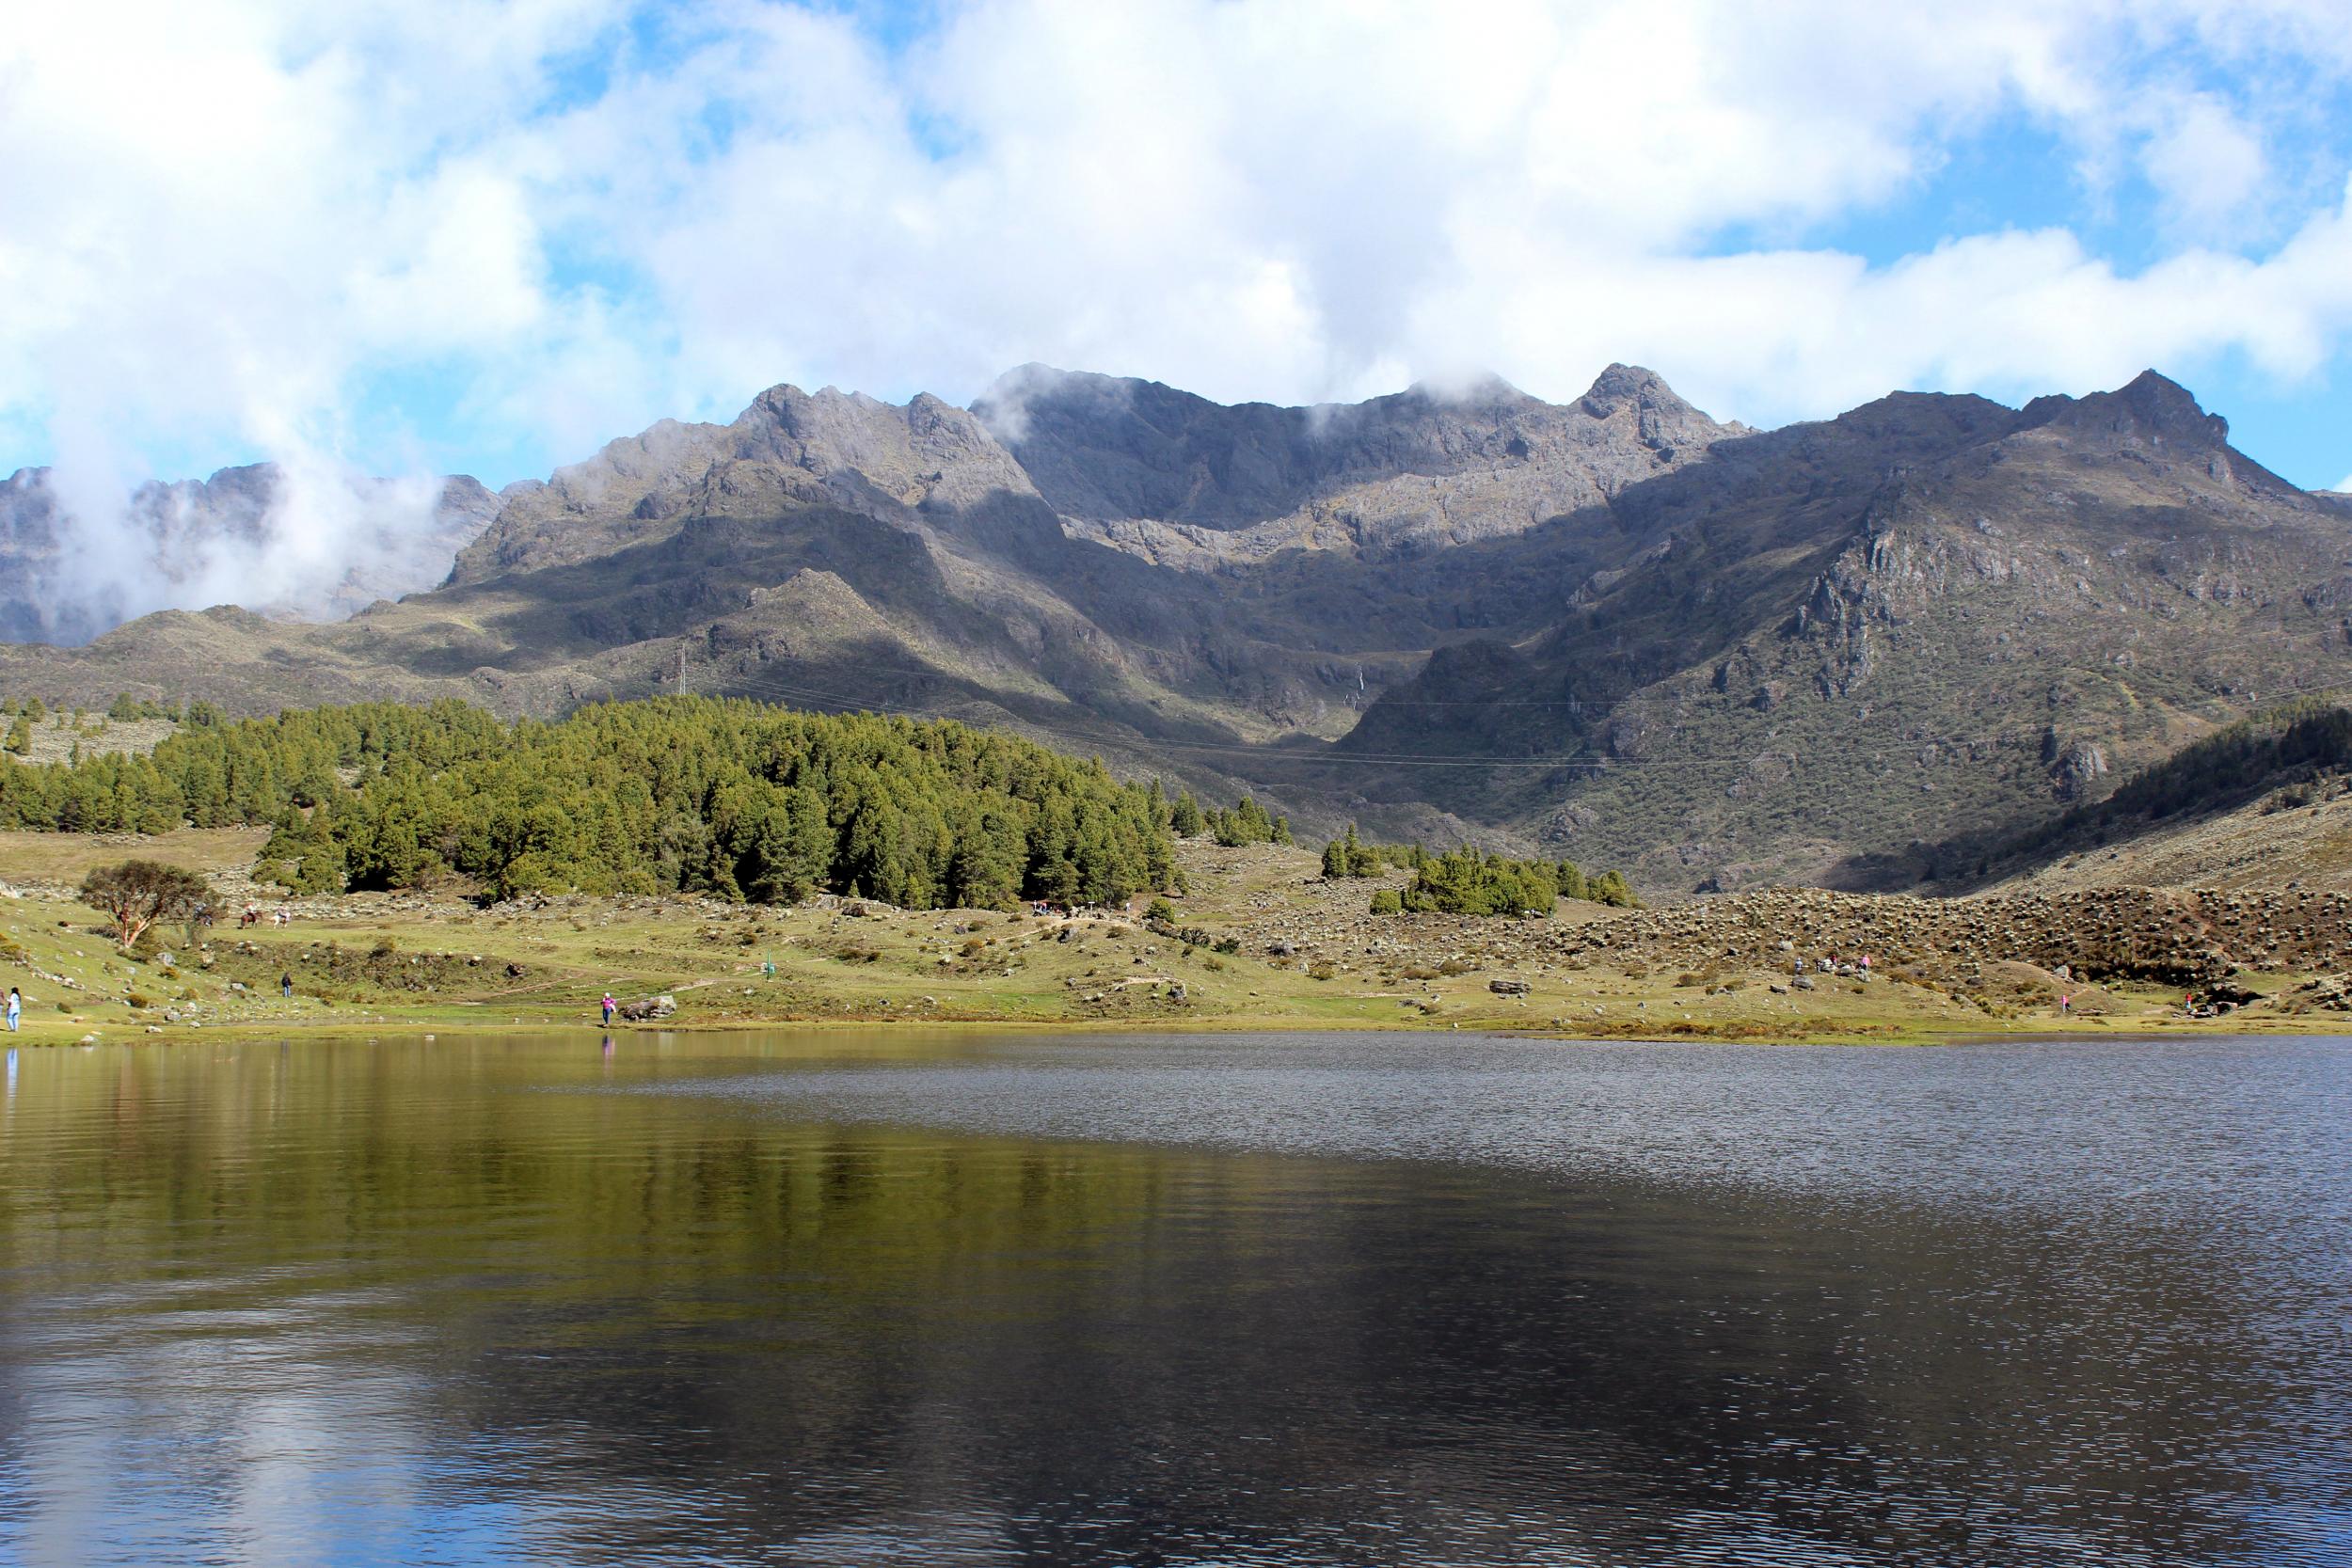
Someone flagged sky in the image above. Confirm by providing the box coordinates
[5,0,2352,597]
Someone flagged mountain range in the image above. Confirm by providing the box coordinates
[4,362,2348,894]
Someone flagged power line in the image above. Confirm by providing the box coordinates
[687,657,2352,774]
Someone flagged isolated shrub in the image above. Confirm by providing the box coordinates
[80,859,210,953]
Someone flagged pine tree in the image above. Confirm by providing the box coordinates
[1169,789,1205,837]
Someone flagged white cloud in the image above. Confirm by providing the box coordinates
[2142,95,2272,240]
[5,0,2352,639]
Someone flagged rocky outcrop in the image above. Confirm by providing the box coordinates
[1220,867,2352,991]
[979,362,1736,567]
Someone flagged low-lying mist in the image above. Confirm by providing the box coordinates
[0,458,501,646]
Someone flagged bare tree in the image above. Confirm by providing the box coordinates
[79,860,212,953]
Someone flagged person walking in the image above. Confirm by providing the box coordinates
[280,973,294,1001]
[5,988,20,1032]
[601,992,617,1026]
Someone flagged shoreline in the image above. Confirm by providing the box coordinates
[11,835,2352,1052]
[8,1008,2343,1051]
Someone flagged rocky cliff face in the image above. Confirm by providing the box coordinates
[4,365,2346,893]
[976,362,1735,568]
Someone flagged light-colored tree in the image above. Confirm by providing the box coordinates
[79,860,212,953]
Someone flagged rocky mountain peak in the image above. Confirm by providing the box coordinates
[737,380,1028,507]
[2093,369,2230,448]
[1579,363,1685,416]
[1571,363,1726,464]
[1391,371,1533,408]
[2020,369,2232,451]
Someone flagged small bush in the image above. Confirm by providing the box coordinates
[125,993,152,1009]
[1368,888,1403,915]
[1307,960,1337,981]
[1437,958,1473,976]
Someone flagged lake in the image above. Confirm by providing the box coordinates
[0,1030,2345,1565]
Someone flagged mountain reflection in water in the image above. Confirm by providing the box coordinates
[0,1031,2345,1566]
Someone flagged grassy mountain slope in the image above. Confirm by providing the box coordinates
[1963,702,2352,895]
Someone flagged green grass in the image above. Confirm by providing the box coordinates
[0,827,269,885]
[1,833,2336,1045]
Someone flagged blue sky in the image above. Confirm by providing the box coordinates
[5,0,2352,544]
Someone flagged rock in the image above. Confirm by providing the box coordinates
[1488,978,1532,995]
[616,994,676,1022]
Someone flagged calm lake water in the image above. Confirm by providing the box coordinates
[0,1030,2346,1566]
